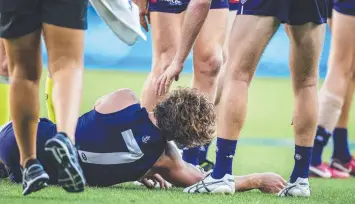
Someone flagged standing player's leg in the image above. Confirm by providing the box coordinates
[141,2,186,111]
[184,0,282,194]
[280,0,355,197]
[330,80,355,175]
[0,39,10,126]
[41,0,87,193]
[182,0,228,170]
[215,3,237,112]
[284,22,325,192]
[309,2,355,180]
[0,0,50,195]
[308,1,350,179]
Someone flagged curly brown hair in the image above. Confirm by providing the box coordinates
[153,87,216,148]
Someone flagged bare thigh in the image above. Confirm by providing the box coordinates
[192,9,228,99]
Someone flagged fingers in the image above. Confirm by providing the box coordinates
[156,75,167,96]
[276,174,287,185]
[155,174,168,189]
[164,78,171,96]
[141,178,154,189]
[147,10,151,24]
[140,14,148,32]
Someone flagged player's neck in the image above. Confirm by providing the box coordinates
[148,112,158,127]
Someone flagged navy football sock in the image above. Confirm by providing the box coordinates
[332,128,351,163]
[311,126,331,166]
[182,147,200,166]
[290,145,312,183]
[198,143,210,163]
[211,138,237,179]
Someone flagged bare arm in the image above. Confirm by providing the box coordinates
[235,173,286,194]
[173,0,212,66]
[153,143,286,193]
[153,142,205,187]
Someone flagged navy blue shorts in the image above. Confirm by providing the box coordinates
[235,0,329,25]
[229,0,239,11]
[334,0,355,16]
[149,0,228,13]
[0,0,88,39]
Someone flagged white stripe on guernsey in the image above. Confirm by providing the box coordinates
[0,76,9,84]
[78,129,144,165]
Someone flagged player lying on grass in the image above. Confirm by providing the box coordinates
[0,87,286,193]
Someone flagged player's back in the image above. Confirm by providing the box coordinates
[0,118,58,183]
[75,104,166,186]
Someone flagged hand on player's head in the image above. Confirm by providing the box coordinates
[153,87,216,148]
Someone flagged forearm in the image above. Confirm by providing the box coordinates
[164,163,205,187]
[235,173,262,192]
[174,0,211,64]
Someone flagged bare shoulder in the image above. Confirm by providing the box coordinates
[94,88,140,114]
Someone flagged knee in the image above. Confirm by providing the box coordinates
[194,52,223,79]
[293,73,318,90]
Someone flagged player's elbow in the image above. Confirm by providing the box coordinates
[180,172,205,187]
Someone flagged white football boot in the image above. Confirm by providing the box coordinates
[183,174,235,194]
[278,177,311,197]
[90,0,147,45]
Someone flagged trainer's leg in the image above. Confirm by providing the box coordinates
[286,22,325,182]
[42,24,84,142]
[40,0,88,192]
[212,15,279,179]
[3,31,43,167]
[141,12,184,111]
[0,0,51,195]
[0,39,10,126]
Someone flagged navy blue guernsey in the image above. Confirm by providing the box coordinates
[0,104,166,186]
[75,104,166,186]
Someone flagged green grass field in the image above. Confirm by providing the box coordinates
[1,70,355,204]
